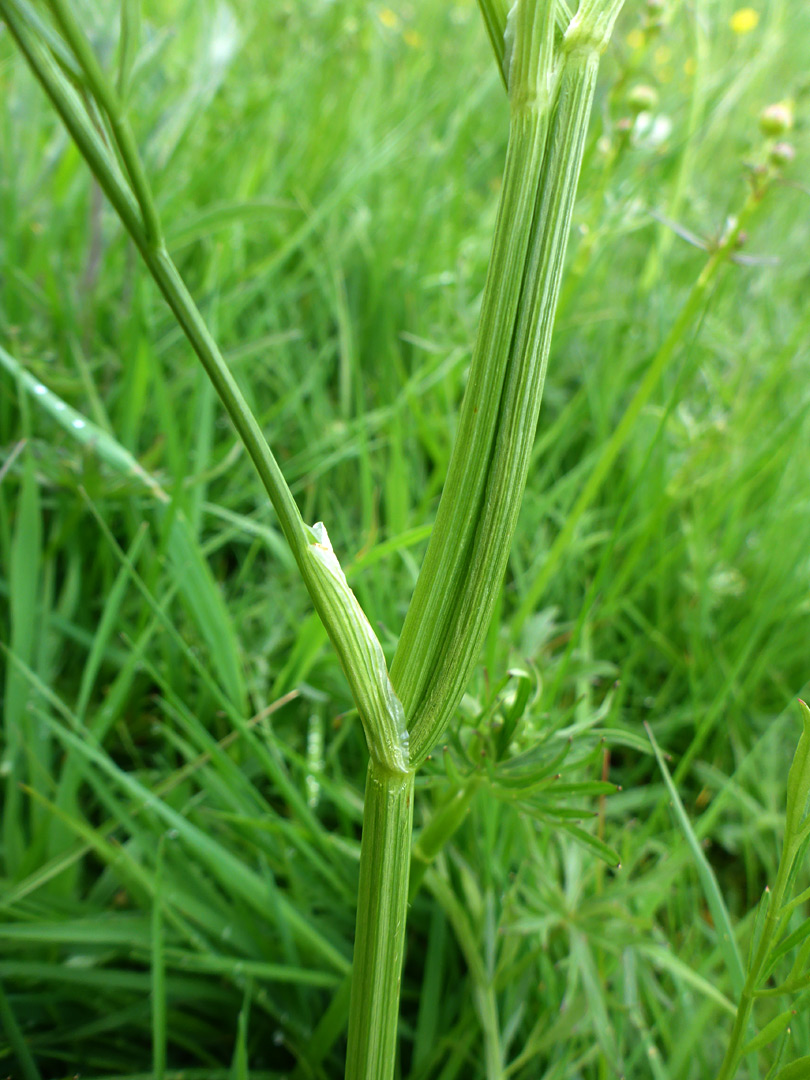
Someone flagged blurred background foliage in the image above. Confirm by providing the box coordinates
[1,0,809,1076]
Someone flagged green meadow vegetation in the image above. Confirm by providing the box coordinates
[1,0,809,1077]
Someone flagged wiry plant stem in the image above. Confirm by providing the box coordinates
[718,701,810,1079]
[0,0,407,775]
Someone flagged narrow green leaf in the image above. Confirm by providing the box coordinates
[769,918,810,969]
[636,944,735,1015]
[477,0,510,84]
[229,984,252,1080]
[3,443,42,872]
[0,978,43,1080]
[548,781,618,796]
[294,974,352,1075]
[152,839,167,1080]
[590,727,655,755]
[560,822,621,867]
[167,513,247,712]
[162,951,338,988]
[646,723,746,997]
[495,668,534,756]
[75,524,148,719]
[742,1010,794,1055]
[786,701,810,840]
[0,343,165,495]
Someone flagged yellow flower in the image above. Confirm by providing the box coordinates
[378,8,399,29]
[729,7,759,33]
[683,57,697,76]
[403,29,423,48]
[626,28,645,50]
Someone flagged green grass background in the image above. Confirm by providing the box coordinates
[1,0,809,1076]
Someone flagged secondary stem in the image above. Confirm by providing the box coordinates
[345,766,415,1080]
[716,843,794,1080]
[0,0,411,774]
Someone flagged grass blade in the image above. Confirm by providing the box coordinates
[646,722,745,997]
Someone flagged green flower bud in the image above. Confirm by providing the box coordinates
[769,141,796,167]
[627,84,658,114]
[759,101,794,137]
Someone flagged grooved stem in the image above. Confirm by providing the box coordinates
[345,766,415,1080]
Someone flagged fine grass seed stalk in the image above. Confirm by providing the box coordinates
[3,1,805,1078]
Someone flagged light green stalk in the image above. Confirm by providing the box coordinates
[0,0,407,777]
[344,766,414,1078]
[391,0,626,766]
[717,700,810,1080]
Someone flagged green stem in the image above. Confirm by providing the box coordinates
[44,0,163,244]
[345,766,415,1080]
[0,0,307,566]
[716,843,794,1080]
[390,5,555,750]
[0,0,409,772]
[426,869,504,1080]
[394,0,625,766]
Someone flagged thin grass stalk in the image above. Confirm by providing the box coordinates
[716,857,792,1080]
[0,0,408,777]
[44,0,162,243]
[717,700,810,1078]
[477,0,510,85]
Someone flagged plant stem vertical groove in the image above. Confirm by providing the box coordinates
[345,766,415,1080]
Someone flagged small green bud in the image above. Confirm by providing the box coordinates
[769,141,796,167]
[759,101,794,137]
[627,84,658,114]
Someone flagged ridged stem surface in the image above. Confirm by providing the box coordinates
[345,766,415,1080]
[393,1,625,766]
